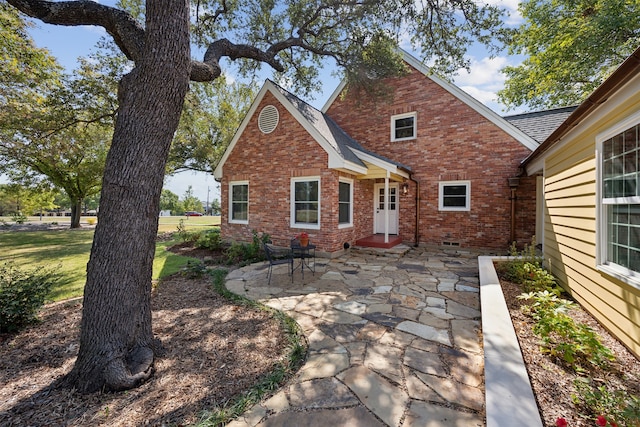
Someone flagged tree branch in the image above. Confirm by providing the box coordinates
[191,38,286,82]
[7,0,145,61]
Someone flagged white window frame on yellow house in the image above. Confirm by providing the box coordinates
[229,180,249,224]
[596,109,640,289]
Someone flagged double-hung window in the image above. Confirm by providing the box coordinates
[598,113,640,284]
[391,112,417,142]
[291,177,320,229]
[339,178,353,228]
[438,181,471,211]
[229,181,249,224]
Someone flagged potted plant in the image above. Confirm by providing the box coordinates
[298,232,309,247]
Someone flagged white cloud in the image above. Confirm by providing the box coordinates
[458,85,499,106]
[454,56,508,88]
[452,53,527,113]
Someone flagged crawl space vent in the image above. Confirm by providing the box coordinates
[258,105,279,134]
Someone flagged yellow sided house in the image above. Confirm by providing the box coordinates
[523,46,640,357]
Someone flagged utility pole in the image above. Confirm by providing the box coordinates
[206,186,210,215]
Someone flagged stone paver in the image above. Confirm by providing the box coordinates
[223,247,485,426]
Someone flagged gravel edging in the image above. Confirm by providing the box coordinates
[478,255,543,427]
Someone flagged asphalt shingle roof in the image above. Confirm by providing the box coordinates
[272,81,411,172]
[503,106,577,144]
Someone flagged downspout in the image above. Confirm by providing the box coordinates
[508,176,520,245]
[410,176,420,247]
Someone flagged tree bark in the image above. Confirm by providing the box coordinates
[66,0,191,393]
[70,198,81,229]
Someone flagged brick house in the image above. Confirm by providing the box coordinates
[214,51,546,254]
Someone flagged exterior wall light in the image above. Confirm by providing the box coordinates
[401,181,409,195]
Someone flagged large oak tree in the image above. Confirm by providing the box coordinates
[6,0,507,393]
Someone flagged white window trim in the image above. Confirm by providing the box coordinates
[391,112,417,142]
[438,180,471,212]
[595,110,640,290]
[290,176,321,230]
[228,180,249,224]
[338,177,354,229]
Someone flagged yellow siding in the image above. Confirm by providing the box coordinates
[544,171,595,192]
[541,87,640,357]
[545,194,596,208]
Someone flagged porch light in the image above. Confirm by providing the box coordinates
[401,181,409,195]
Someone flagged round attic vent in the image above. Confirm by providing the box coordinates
[258,105,279,134]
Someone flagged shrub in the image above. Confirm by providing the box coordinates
[182,260,208,279]
[224,230,270,266]
[0,262,60,333]
[176,219,202,243]
[11,213,27,224]
[195,228,223,251]
[573,377,640,427]
[519,290,615,371]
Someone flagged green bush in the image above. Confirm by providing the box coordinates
[0,262,60,333]
[11,213,27,224]
[195,228,223,251]
[225,230,270,266]
[573,377,640,427]
[519,290,614,371]
[176,219,203,243]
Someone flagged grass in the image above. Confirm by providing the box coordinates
[0,216,221,301]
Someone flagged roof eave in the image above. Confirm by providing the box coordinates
[521,46,640,172]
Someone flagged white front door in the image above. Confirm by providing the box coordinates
[374,184,398,234]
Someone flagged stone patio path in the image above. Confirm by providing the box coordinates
[224,246,484,427]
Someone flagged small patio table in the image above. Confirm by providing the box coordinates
[291,240,316,279]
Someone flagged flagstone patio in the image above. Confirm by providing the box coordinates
[224,246,485,427]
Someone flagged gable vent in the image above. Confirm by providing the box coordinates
[258,105,279,134]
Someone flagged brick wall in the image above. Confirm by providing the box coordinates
[325,66,536,251]
[220,91,376,253]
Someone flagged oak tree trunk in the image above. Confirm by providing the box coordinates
[66,0,191,393]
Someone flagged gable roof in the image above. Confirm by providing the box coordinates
[504,106,577,144]
[322,50,540,152]
[522,45,640,173]
[213,80,411,180]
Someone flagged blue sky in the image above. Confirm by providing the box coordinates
[17,0,525,205]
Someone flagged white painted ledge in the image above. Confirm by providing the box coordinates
[479,256,543,427]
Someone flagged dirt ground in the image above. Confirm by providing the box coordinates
[500,279,640,426]
[0,272,290,426]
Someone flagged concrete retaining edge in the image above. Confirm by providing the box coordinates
[479,256,543,427]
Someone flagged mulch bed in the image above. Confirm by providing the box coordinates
[499,278,640,427]
[0,274,289,426]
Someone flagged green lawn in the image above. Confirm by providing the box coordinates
[0,216,221,301]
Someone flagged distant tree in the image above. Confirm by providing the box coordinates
[498,0,640,110]
[83,192,100,213]
[1,16,118,228]
[159,189,181,215]
[7,0,508,393]
[0,186,14,216]
[0,182,56,217]
[30,186,58,218]
[210,198,221,215]
[181,186,203,213]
